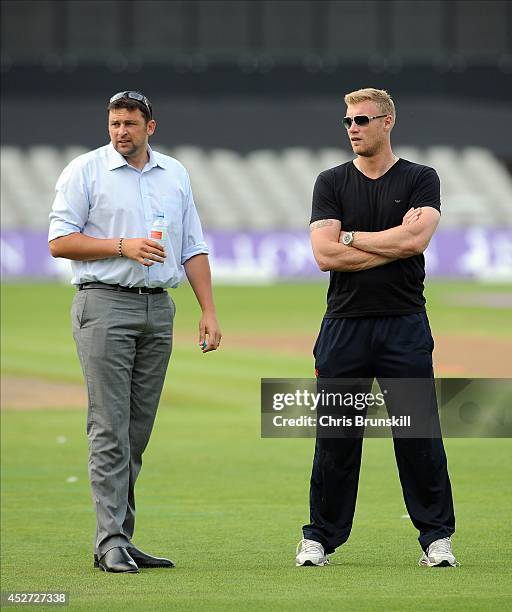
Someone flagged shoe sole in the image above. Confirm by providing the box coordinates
[134,564,174,568]
[296,560,328,567]
[98,564,139,574]
[420,559,459,567]
[432,560,452,567]
[95,559,174,569]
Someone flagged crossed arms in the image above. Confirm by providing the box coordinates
[310,206,440,272]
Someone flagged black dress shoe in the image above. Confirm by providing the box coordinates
[126,545,175,568]
[97,547,139,573]
[94,546,174,569]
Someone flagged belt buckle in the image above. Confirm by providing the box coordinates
[138,287,151,294]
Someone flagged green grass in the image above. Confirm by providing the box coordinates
[1,280,511,610]
[2,280,511,386]
[2,412,511,611]
[423,280,512,338]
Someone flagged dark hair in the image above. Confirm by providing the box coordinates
[107,98,152,124]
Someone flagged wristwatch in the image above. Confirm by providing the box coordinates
[342,231,355,246]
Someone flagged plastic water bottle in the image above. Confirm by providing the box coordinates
[150,212,167,247]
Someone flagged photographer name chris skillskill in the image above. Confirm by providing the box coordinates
[270,390,411,428]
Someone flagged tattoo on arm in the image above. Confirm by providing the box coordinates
[310,219,335,231]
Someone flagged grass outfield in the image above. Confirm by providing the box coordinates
[1,280,512,610]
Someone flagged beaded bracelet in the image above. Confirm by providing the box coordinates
[118,238,124,257]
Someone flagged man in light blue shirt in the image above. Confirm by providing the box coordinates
[49,91,221,574]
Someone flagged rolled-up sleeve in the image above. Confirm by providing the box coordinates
[48,160,90,242]
[180,169,209,264]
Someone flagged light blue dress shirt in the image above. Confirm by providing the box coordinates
[48,143,208,288]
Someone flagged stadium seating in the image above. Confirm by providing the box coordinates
[1,145,511,230]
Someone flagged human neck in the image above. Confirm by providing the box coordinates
[125,147,150,171]
[353,150,398,179]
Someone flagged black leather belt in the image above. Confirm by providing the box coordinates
[78,282,165,295]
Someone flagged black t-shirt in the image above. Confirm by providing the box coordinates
[310,158,441,318]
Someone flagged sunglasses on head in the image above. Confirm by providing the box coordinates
[342,114,387,129]
[109,91,153,118]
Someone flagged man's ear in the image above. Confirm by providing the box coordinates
[384,115,394,132]
[147,119,157,136]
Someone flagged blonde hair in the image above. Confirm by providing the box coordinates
[344,88,396,119]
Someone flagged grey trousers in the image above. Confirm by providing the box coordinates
[72,288,174,556]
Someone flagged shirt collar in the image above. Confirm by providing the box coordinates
[107,143,128,170]
[148,146,167,169]
[107,143,167,171]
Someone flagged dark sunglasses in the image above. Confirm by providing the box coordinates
[109,91,153,118]
[342,114,387,129]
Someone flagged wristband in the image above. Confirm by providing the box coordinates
[118,238,124,257]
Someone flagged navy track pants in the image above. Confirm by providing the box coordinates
[302,313,455,553]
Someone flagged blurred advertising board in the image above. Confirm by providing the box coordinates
[1,228,511,283]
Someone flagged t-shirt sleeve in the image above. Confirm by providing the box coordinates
[310,170,342,224]
[410,166,441,212]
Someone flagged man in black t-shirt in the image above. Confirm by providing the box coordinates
[295,88,459,569]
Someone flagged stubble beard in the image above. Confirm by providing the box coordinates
[353,140,381,158]
[116,141,140,159]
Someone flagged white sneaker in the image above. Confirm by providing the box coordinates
[419,537,460,567]
[295,539,329,567]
